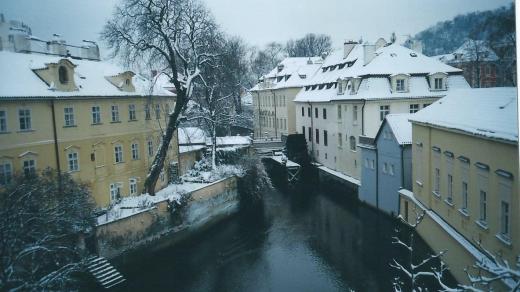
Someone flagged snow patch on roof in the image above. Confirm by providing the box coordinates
[178,127,206,145]
[410,87,518,142]
[385,114,413,145]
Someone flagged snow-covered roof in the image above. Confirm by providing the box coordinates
[251,57,322,91]
[207,136,252,146]
[380,114,413,145]
[241,93,253,106]
[0,51,174,98]
[433,40,499,63]
[178,127,206,145]
[410,87,518,143]
[294,42,465,103]
[179,145,206,154]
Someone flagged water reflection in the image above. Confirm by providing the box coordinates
[115,182,450,291]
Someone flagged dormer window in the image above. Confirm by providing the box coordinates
[58,66,68,84]
[125,79,131,86]
[434,78,443,90]
[338,81,344,95]
[396,79,405,92]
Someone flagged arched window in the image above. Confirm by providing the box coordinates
[349,136,356,151]
[58,66,68,84]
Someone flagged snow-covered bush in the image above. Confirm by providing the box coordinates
[0,169,95,291]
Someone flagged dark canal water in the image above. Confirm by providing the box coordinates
[111,180,454,292]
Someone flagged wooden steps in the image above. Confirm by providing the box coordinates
[86,256,126,289]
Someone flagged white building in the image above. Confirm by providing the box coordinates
[294,39,470,182]
[250,57,322,140]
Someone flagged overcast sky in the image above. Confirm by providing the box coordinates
[1,0,513,55]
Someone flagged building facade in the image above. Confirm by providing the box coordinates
[0,51,176,208]
[251,57,322,140]
[295,39,469,181]
[399,88,518,288]
[435,40,499,88]
[359,114,412,216]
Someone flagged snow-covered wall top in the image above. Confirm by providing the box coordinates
[178,127,207,145]
[410,87,518,143]
[0,51,174,98]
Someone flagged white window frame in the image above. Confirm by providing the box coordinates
[0,161,13,185]
[409,104,419,113]
[349,136,356,151]
[131,142,140,160]
[67,151,79,172]
[129,178,138,196]
[461,181,468,211]
[434,168,440,195]
[155,104,161,120]
[338,133,342,147]
[396,79,405,92]
[18,108,32,131]
[114,144,123,163]
[129,104,137,121]
[337,105,342,119]
[434,77,444,90]
[479,190,487,223]
[353,105,358,122]
[147,140,154,157]
[500,201,510,238]
[111,105,120,122]
[110,182,122,202]
[64,106,75,127]
[92,106,101,124]
[0,110,7,132]
[379,105,390,122]
[23,159,36,176]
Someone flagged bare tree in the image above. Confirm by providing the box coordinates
[286,33,332,57]
[102,0,223,195]
[0,170,95,291]
[251,42,286,79]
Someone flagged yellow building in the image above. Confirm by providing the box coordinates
[251,57,322,140]
[399,87,518,288]
[0,51,177,208]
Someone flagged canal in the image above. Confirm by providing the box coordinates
[112,179,454,291]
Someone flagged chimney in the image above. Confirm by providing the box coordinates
[375,38,387,50]
[411,40,423,54]
[363,43,376,65]
[48,34,67,56]
[343,40,357,58]
[81,40,100,60]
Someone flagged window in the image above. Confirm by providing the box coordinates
[155,104,161,119]
[308,127,312,142]
[129,104,137,121]
[364,158,369,168]
[500,201,510,237]
[383,162,388,174]
[307,107,311,117]
[434,168,440,195]
[111,105,120,122]
[396,79,405,91]
[92,106,101,124]
[114,145,123,163]
[302,126,305,137]
[315,129,319,144]
[324,130,328,146]
[447,174,453,203]
[461,182,468,211]
[145,104,151,120]
[58,66,68,84]
[315,108,318,118]
[434,78,443,90]
[110,183,122,202]
[129,178,137,196]
[370,159,375,169]
[23,159,36,177]
[338,133,342,147]
[379,105,390,121]
[147,140,154,156]
[409,104,419,113]
[19,109,31,130]
[0,110,7,132]
[353,105,358,122]
[389,164,395,176]
[0,162,12,185]
[131,143,139,160]
[64,107,75,126]
[479,190,487,222]
[337,105,342,119]
[301,107,304,116]
[349,136,356,151]
[323,108,327,119]
[67,151,79,172]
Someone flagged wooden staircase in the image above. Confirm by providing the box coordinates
[86,256,126,289]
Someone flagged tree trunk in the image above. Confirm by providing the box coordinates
[144,92,186,195]
[211,125,217,170]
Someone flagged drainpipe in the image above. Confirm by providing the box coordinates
[375,144,379,209]
[361,99,366,136]
[400,145,405,188]
[272,90,278,139]
[50,99,62,192]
